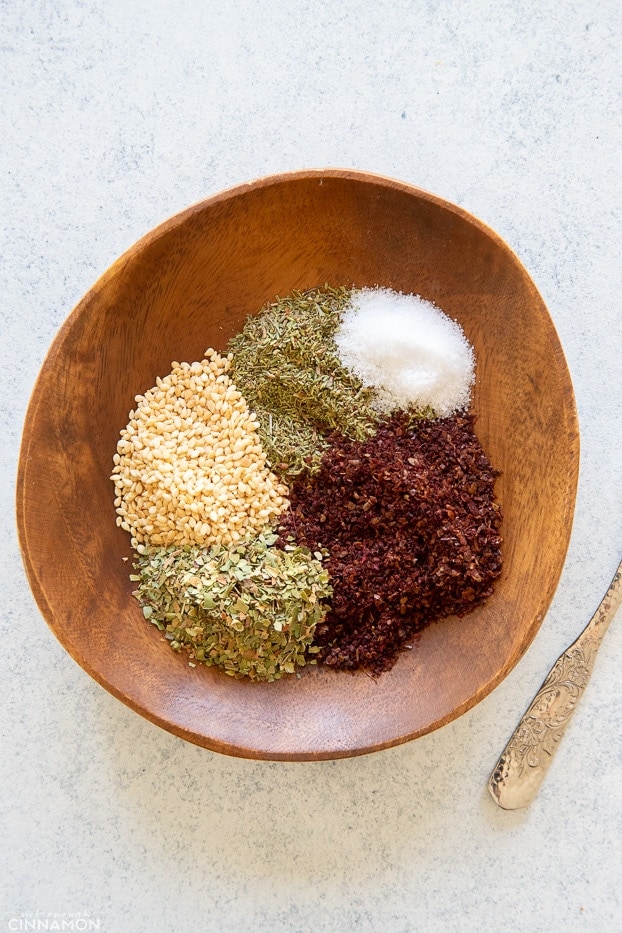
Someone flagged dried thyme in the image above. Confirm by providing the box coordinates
[227,286,378,477]
[132,530,332,681]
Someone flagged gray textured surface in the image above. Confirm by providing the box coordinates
[1,1,621,931]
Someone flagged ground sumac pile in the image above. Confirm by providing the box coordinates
[277,412,503,674]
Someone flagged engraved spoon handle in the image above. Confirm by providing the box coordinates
[488,558,622,809]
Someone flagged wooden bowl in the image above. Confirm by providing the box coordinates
[17,170,579,759]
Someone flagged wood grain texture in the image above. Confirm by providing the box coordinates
[16,170,580,760]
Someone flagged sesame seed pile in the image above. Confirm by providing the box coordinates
[111,349,288,550]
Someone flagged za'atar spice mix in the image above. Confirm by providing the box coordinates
[112,286,502,680]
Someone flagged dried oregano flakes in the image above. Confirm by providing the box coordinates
[132,531,332,681]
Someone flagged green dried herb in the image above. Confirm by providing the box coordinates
[132,530,332,681]
[227,286,379,477]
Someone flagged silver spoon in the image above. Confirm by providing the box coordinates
[488,558,622,809]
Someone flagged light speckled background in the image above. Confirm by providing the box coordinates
[1,1,621,931]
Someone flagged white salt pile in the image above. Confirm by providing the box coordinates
[334,288,475,417]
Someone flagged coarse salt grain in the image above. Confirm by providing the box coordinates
[334,288,475,417]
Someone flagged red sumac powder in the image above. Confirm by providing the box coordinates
[277,412,502,674]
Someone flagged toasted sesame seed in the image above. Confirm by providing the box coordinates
[112,348,289,547]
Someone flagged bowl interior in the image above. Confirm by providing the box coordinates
[17,171,579,759]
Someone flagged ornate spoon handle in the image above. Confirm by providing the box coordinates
[488,558,622,809]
